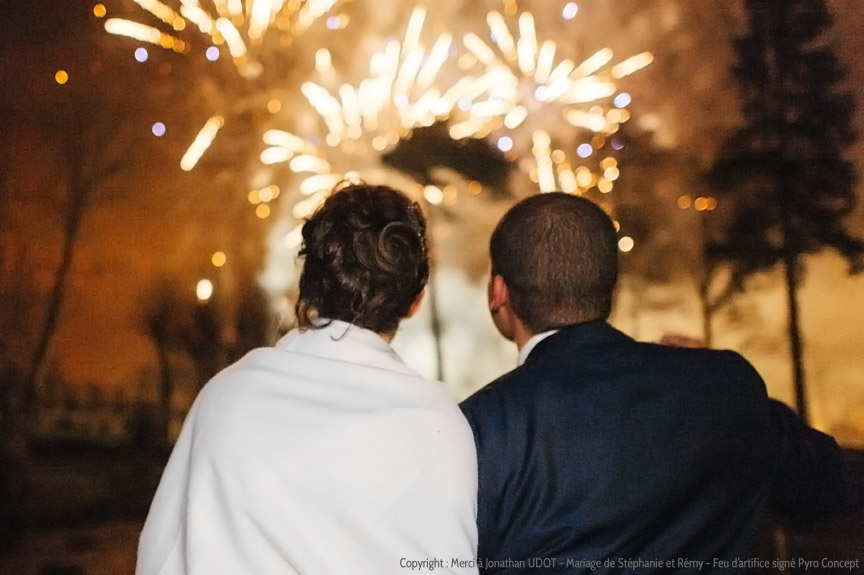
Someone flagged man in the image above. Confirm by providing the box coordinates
[461,193,852,574]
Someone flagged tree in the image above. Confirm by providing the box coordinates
[139,273,275,446]
[139,279,186,450]
[707,0,863,423]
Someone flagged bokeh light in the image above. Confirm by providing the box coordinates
[576,143,593,158]
[613,92,631,108]
[196,279,214,301]
[618,236,635,252]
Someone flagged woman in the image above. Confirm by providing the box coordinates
[137,182,479,575]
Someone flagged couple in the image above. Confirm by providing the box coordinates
[137,182,851,575]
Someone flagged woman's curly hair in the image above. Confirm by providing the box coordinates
[295,182,429,334]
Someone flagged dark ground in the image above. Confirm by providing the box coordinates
[0,449,861,575]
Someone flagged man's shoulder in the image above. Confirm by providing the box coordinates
[459,366,533,425]
[640,342,763,379]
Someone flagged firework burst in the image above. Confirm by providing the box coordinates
[457,8,653,194]
[104,0,342,170]
[258,4,652,251]
[259,6,517,240]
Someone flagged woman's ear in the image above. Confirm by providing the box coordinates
[406,289,425,318]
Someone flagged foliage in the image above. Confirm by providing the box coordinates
[707,0,863,283]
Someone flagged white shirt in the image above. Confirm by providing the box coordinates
[137,320,479,575]
[517,330,560,366]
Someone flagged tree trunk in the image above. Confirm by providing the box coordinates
[427,271,445,382]
[156,343,173,450]
[699,271,714,349]
[781,193,808,423]
[699,211,714,348]
[25,186,87,408]
[783,246,808,424]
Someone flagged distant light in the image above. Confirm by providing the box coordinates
[534,85,549,102]
[315,48,332,73]
[259,185,277,202]
[394,94,409,109]
[610,137,625,150]
[575,167,593,188]
[468,180,483,195]
[55,70,69,85]
[424,186,444,205]
[256,204,271,219]
[694,197,710,211]
[206,46,220,61]
[551,149,566,164]
[497,136,514,152]
[211,251,227,268]
[457,97,472,111]
[598,178,614,194]
[618,236,634,253]
[443,185,458,205]
[93,4,107,18]
[326,16,340,30]
[562,3,579,20]
[135,47,149,63]
[267,99,282,114]
[677,195,692,209]
[196,279,213,302]
[613,92,631,108]
[151,122,166,137]
[604,166,620,181]
[576,143,593,158]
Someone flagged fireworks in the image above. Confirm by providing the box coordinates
[459,10,653,193]
[254,4,651,251]
[104,1,652,250]
[106,0,340,74]
[104,0,342,170]
[259,6,515,226]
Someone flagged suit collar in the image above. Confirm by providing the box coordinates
[523,321,631,365]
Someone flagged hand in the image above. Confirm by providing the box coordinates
[659,334,705,348]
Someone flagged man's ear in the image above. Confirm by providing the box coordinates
[406,289,425,318]
[489,274,510,313]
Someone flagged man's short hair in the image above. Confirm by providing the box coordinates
[490,193,618,332]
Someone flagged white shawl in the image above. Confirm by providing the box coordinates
[137,321,479,575]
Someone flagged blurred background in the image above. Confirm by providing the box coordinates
[1,0,862,573]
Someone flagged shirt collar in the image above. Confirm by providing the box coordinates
[517,329,560,366]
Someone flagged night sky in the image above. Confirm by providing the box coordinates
[1,0,863,442]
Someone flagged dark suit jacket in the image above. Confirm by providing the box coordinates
[460,321,851,574]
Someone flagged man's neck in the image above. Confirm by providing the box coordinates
[513,324,535,351]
